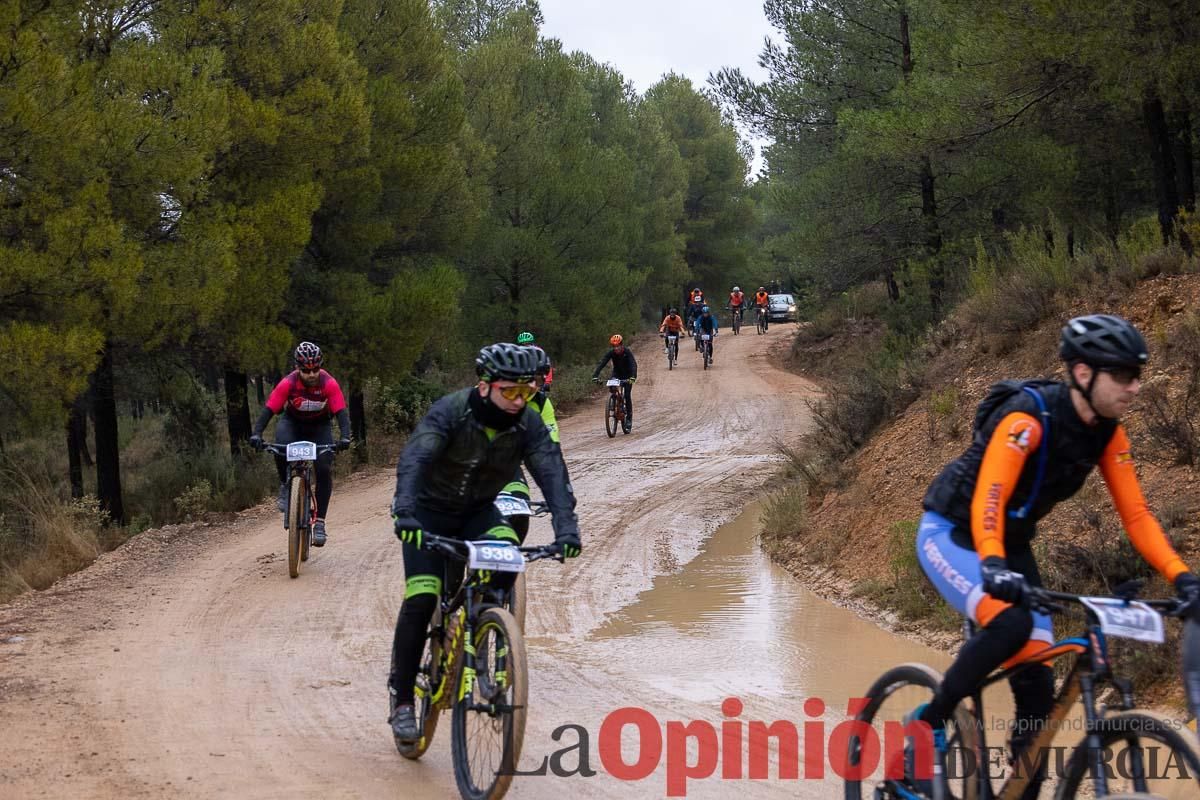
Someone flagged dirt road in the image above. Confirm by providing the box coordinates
[0,325,948,798]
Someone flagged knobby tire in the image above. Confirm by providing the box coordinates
[451,607,528,800]
[287,475,304,578]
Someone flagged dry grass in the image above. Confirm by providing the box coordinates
[0,464,106,602]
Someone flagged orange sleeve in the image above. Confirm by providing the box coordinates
[971,412,1043,560]
[1100,425,1188,582]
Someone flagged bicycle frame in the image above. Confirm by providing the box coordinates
[608,381,629,419]
[416,534,559,729]
[962,590,1183,800]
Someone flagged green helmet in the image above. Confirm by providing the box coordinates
[516,331,536,345]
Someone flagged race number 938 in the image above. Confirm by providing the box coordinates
[466,541,526,573]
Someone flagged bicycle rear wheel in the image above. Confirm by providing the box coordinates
[507,574,527,631]
[1054,710,1200,798]
[452,607,528,800]
[843,663,979,800]
[605,394,617,437]
[287,475,304,578]
[395,621,448,760]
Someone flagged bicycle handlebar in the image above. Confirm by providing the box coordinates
[257,442,340,457]
[1025,584,1189,618]
[420,531,565,563]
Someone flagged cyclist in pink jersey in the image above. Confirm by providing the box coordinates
[250,342,351,546]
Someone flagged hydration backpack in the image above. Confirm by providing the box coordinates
[973,379,1056,520]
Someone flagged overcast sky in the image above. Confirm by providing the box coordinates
[537,0,774,175]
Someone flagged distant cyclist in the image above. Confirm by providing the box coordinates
[658,308,686,352]
[591,334,637,432]
[694,306,719,361]
[517,331,553,394]
[495,343,568,554]
[728,286,745,325]
[250,342,351,547]
[753,287,770,331]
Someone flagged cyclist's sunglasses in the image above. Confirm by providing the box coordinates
[1099,365,1141,385]
[298,366,320,375]
[492,382,537,401]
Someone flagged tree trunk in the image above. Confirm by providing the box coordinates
[255,375,265,405]
[920,156,944,309]
[886,270,900,302]
[1067,228,1075,260]
[1104,162,1120,243]
[1143,88,1179,244]
[349,382,367,465]
[224,368,252,456]
[67,401,84,500]
[136,398,144,419]
[92,341,124,524]
[79,401,94,467]
[1173,98,1195,213]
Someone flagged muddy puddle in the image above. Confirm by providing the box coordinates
[587,500,953,706]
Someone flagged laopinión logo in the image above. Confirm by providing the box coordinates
[501,697,1197,797]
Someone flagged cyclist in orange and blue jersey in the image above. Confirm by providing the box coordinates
[908,314,1199,797]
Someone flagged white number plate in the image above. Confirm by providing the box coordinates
[701,334,711,340]
[494,495,531,517]
[666,335,678,341]
[465,541,526,573]
[606,378,621,387]
[286,441,317,462]
[1080,597,1164,643]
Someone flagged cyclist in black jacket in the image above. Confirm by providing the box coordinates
[591,334,637,432]
[387,343,582,742]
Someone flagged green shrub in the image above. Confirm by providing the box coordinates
[173,479,213,521]
[372,376,445,434]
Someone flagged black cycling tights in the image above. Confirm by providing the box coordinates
[922,605,1054,799]
[275,451,333,517]
[391,593,437,704]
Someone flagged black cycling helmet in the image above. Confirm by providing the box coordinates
[529,345,552,376]
[294,341,323,370]
[476,343,538,382]
[1060,314,1148,368]
[668,307,678,315]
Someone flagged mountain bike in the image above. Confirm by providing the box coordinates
[492,494,550,631]
[663,333,679,370]
[756,306,768,334]
[598,378,631,437]
[843,584,1200,799]
[729,305,743,335]
[258,440,339,578]
[390,531,563,800]
[700,333,714,369]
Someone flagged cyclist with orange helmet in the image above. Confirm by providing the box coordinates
[591,334,637,433]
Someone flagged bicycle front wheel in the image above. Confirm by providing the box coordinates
[452,607,528,800]
[1054,710,1200,799]
[605,394,617,437]
[300,479,313,562]
[287,475,304,578]
[843,663,979,800]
